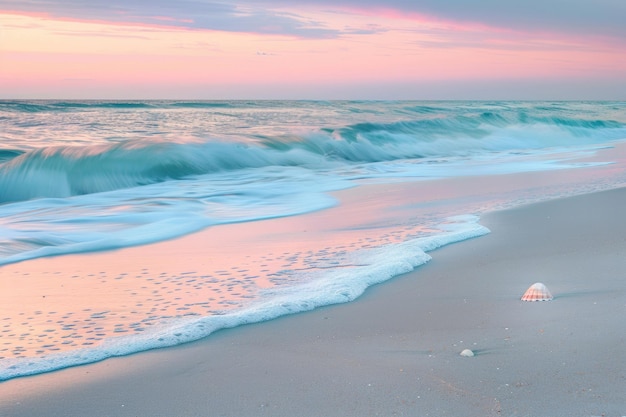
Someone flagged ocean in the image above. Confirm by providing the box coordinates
[1,100,625,380]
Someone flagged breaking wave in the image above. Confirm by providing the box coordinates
[1,109,625,203]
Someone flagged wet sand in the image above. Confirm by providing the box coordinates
[1,187,625,416]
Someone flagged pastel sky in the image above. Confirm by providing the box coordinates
[1,0,625,99]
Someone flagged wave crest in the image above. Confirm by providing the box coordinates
[0,139,321,202]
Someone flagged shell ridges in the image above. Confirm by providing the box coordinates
[521,282,553,301]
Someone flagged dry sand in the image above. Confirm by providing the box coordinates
[1,187,625,416]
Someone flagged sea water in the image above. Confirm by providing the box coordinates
[0,101,625,380]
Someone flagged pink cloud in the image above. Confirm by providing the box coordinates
[1,7,625,100]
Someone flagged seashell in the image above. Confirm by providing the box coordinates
[521,282,553,301]
[460,349,474,357]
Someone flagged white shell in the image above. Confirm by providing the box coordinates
[521,282,553,301]
[460,349,474,357]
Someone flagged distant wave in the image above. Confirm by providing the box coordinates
[0,100,246,113]
[2,100,625,121]
[337,111,625,142]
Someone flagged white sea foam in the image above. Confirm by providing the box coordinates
[0,215,488,381]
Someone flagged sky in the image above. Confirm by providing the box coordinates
[1,0,625,99]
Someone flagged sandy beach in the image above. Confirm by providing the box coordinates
[1,185,626,416]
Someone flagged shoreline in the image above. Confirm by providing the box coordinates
[2,186,625,416]
[1,154,619,382]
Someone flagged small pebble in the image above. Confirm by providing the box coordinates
[460,349,474,357]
